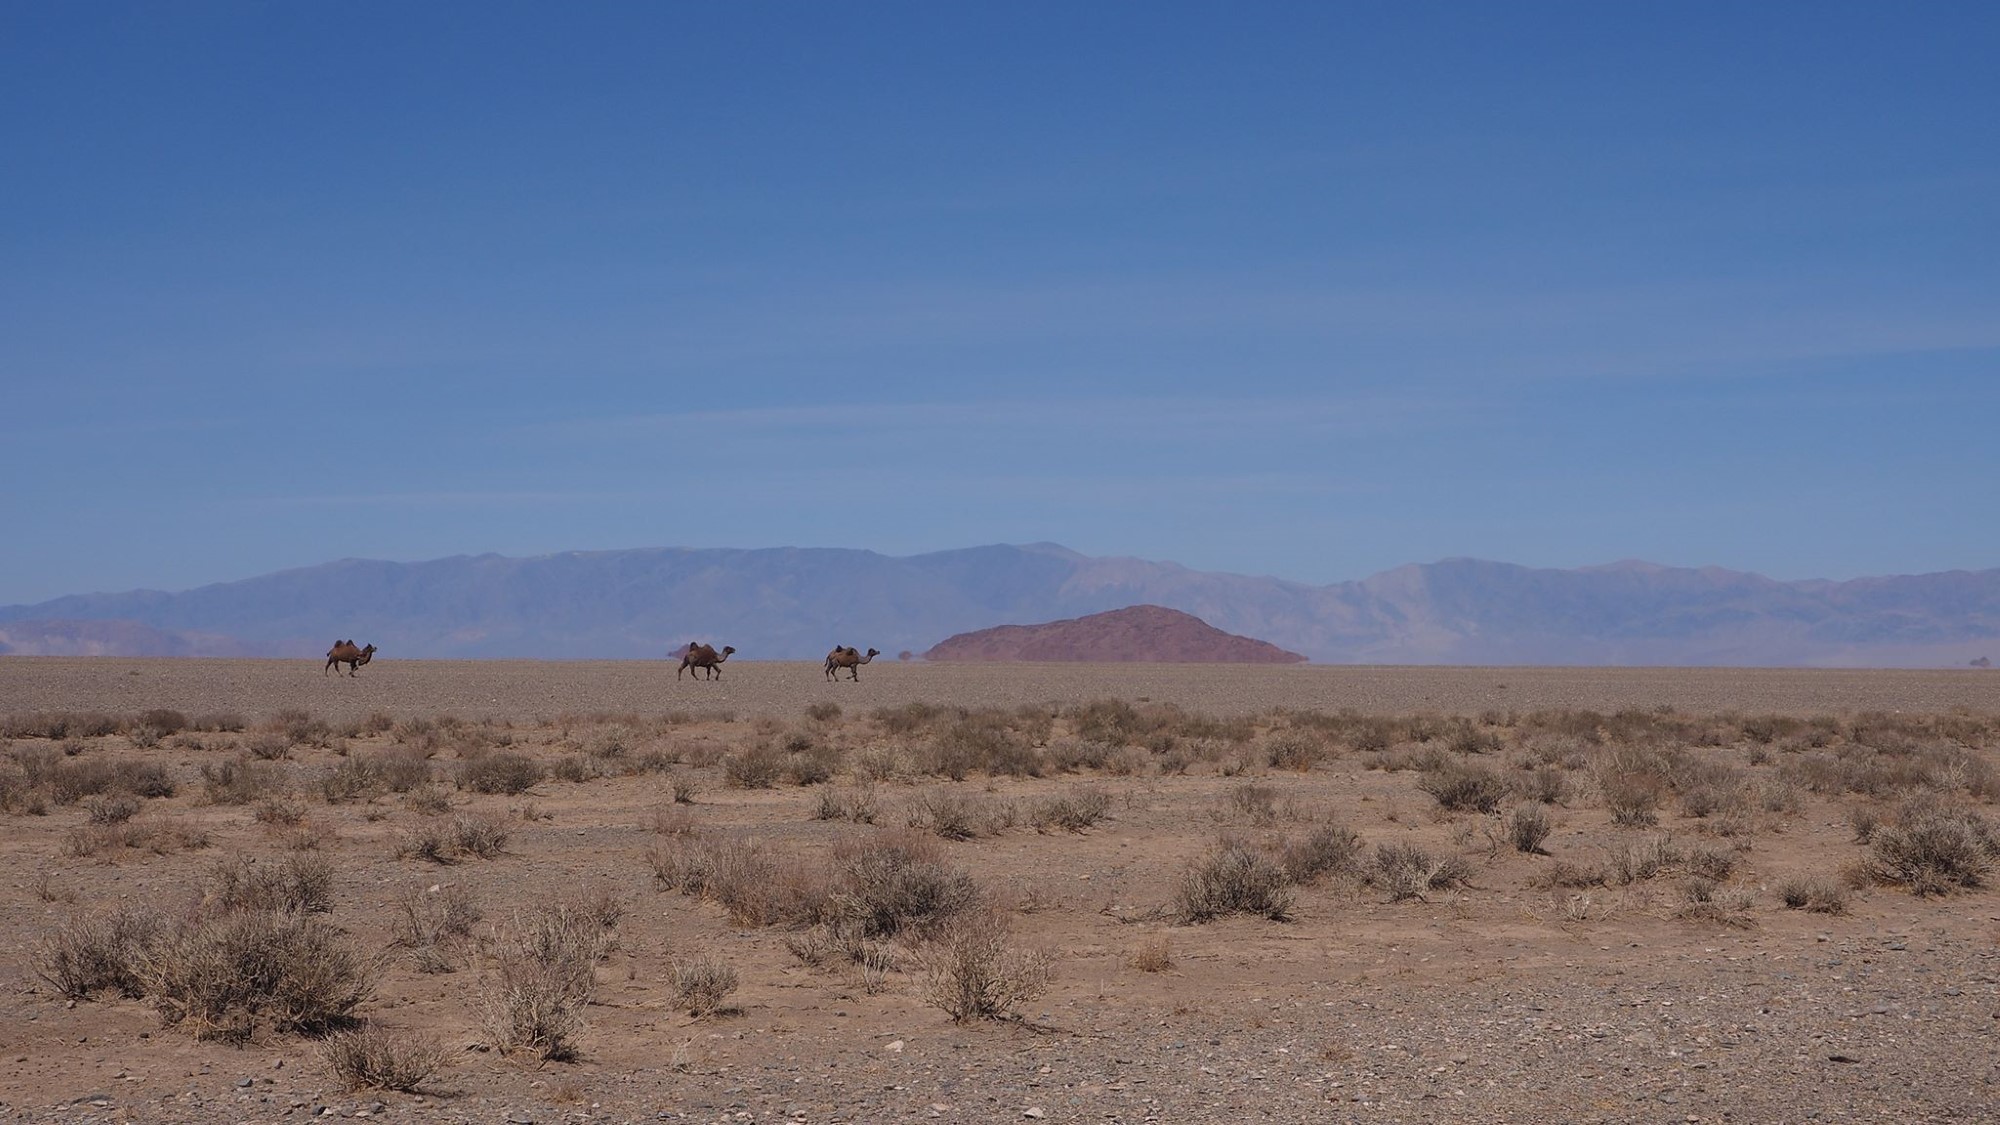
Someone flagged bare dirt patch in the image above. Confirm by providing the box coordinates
[1,660,1997,1123]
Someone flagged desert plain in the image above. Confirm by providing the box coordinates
[1,657,1997,1124]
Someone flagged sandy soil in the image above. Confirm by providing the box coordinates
[1,660,1997,1124]
[4,657,1998,722]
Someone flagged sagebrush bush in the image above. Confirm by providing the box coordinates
[1673,876,1756,927]
[477,901,613,1060]
[1128,936,1173,973]
[1367,842,1469,901]
[202,757,285,805]
[1418,762,1509,813]
[392,884,481,973]
[813,785,878,824]
[917,914,1054,1022]
[1868,799,1997,895]
[135,910,374,1040]
[1277,824,1363,884]
[1262,731,1324,772]
[320,1025,449,1092]
[457,752,543,796]
[1029,786,1111,832]
[670,954,739,1017]
[722,745,785,789]
[1174,840,1293,923]
[206,854,335,914]
[34,905,161,999]
[904,789,1010,840]
[1778,875,1851,914]
[1225,783,1279,825]
[832,830,980,938]
[1504,804,1553,854]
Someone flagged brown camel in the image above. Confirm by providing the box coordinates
[678,642,736,681]
[324,640,376,677]
[824,646,880,681]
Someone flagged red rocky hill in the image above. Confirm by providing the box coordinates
[923,604,1307,663]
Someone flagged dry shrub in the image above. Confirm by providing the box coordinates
[1029,786,1111,832]
[1174,839,1293,923]
[267,708,333,749]
[1367,842,1469,901]
[784,918,899,977]
[86,793,141,825]
[405,785,452,815]
[1607,836,1682,884]
[13,750,175,805]
[202,756,285,806]
[324,752,434,802]
[670,954,739,1017]
[904,788,1012,840]
[1778,875,1851,914]
[1597,769,1667,827]
[393,883,481,973]
[1225,783,1279,825]
[0,711,122,740]
[1867,798,1998,895]
[34,905,161,999]
[1531,859,1608,889]
[785,744,845,786]
[551,755,602,783]
[722,745,785,789]
[652,804,700,836]
[458,752,543,795]
[135,911,374,1040]
[648,836,832,929]
[254,797,308,826]
[918,716,1039,779]
[1128,936,1174,973]
[1277,824,1364,884]
[320,1025,450,1092]
[1418,761,1509,813]
[1262,731,1325,772]
[1046,738,1115,773]
[244,732,293,761]
[1504,804,1554,854]
[830,829,980,938]
[394,815,509,863]
[206,854,335,914]
[805,701,843,723]
[917,912,1054,1022]
[813,785,878,824]
[61,815,212,858]
[477,900,614,1060]
[1673,877,1756,927]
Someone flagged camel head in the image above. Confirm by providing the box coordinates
[720,646,736,657]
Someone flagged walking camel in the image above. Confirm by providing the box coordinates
[324,640,377,677]
[678,642,736,681]
[824,646,880,681]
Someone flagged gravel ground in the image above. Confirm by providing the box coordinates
[2,660,1997,1124]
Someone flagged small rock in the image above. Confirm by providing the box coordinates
[884,1040,905,1053]
[1024,1110,1045,1120]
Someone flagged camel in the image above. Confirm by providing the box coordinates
[324,640,376,677]
[678,642,736,681]
[824,646,880,681]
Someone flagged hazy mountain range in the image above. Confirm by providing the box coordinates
[3,543,1998,667]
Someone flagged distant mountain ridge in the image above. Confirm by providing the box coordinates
[2,543,1997,667]
[925,605,1308,664]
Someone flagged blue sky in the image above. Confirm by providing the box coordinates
[4,2,1996,605]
